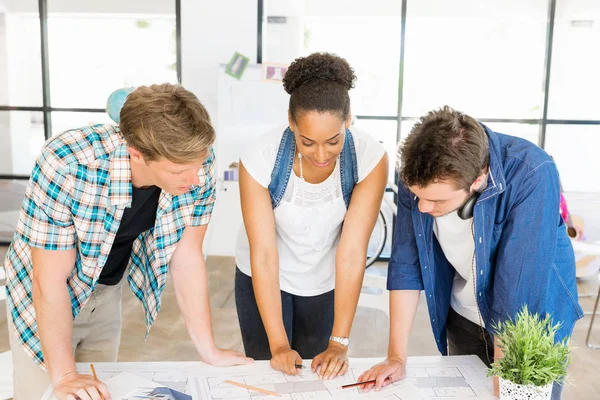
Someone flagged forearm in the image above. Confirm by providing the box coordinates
[331,256,366,338]
[33,281,76,385]
[171,254,218,360]
[251,254,289,352]
[388,290,420,360]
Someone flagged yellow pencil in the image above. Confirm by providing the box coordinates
[224,379,282,397]
[90,364,105,400]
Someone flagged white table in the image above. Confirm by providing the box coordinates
[42,355,495,399]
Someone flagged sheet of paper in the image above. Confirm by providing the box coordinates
[40,356,495,400]
[401,356,496,399]
[41,362,195,400]
[106,371,160,399]
[190,361,424,400]
[190,356,494,400]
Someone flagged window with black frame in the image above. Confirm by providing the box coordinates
[0,0,180,244]
[261,0,600,260]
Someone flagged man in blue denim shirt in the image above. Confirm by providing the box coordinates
[360,107,583,399]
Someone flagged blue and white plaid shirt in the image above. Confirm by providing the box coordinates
[3,124,216,367]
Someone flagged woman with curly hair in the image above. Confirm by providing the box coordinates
[234,53,389,378]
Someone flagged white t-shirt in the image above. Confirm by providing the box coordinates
[433,211,483,327]
[235,127,385,296]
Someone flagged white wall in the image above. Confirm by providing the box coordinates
[263,16,303,64]
[181,0,258,256]
[181,0,257,128]
[265,0,403,17]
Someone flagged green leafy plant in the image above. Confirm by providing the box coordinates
[488,305,571,387]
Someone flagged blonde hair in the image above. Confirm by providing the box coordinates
[119,83,215,163]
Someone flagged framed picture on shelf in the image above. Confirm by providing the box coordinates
[262,62,288,83]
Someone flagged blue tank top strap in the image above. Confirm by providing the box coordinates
[268,127,296,208]
[340,129,358,207]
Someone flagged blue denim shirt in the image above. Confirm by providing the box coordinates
[268,127,358,208]
[387,124,584,355]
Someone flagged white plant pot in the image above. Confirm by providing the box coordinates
[499,377,553,400]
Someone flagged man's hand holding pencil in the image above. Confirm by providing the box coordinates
[50,364,111,400]
[356,356,406,392]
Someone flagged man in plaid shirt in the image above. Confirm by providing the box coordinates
[3,84,252,399]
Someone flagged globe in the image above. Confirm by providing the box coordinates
[106,87,134,123]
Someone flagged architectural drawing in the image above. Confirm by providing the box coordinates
[401,356,496,399]
[192,356,494,400]
[41,362,194,399]
[40,356,494,400]
[191,362,421,399]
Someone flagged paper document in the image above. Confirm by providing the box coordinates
[190,356,494,400]
[41,362,195,400]
[190,361,423,400]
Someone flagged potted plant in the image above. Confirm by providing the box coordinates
[488,305,572,400]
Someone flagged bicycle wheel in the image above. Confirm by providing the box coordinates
[366,210,387,268]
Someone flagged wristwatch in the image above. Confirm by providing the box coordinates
[329,335,350,347]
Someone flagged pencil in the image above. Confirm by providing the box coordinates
[224,380,282,397]
[339,377,390,389]
[295,364,304,369]
[90,364,105,400]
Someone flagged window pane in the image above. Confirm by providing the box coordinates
[0,179,28,242]
[264,1,402,116]
[0,110,45,175]
[353,119,398,184]
[380,191,394,258]
[0,0,43,106]
[545,125,600,193]
[482,122,540,145]
[400,120,419,144]
[51,111,115,136]
[351,118,398,261]
[48,1,177,108]
[367,189,395,260]
[548,1,600,119]
[303,17,400,116]
[403,0,548,119]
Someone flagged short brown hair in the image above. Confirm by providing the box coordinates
[399,106,489,191]
[119,83,215,163]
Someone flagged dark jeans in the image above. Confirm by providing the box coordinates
[234,267,334,360]
[446,307,563,400]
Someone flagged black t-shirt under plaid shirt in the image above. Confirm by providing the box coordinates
[99,185,161,285]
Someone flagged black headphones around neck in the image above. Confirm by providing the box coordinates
[456,191,481,220]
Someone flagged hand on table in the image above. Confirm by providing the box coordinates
[357,356,407,392]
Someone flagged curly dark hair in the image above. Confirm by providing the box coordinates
[399,106,489,191]
[283,52,356,122]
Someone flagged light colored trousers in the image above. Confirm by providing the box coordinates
[8,282,123,400]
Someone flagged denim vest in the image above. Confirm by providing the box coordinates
[268,127,358,209]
